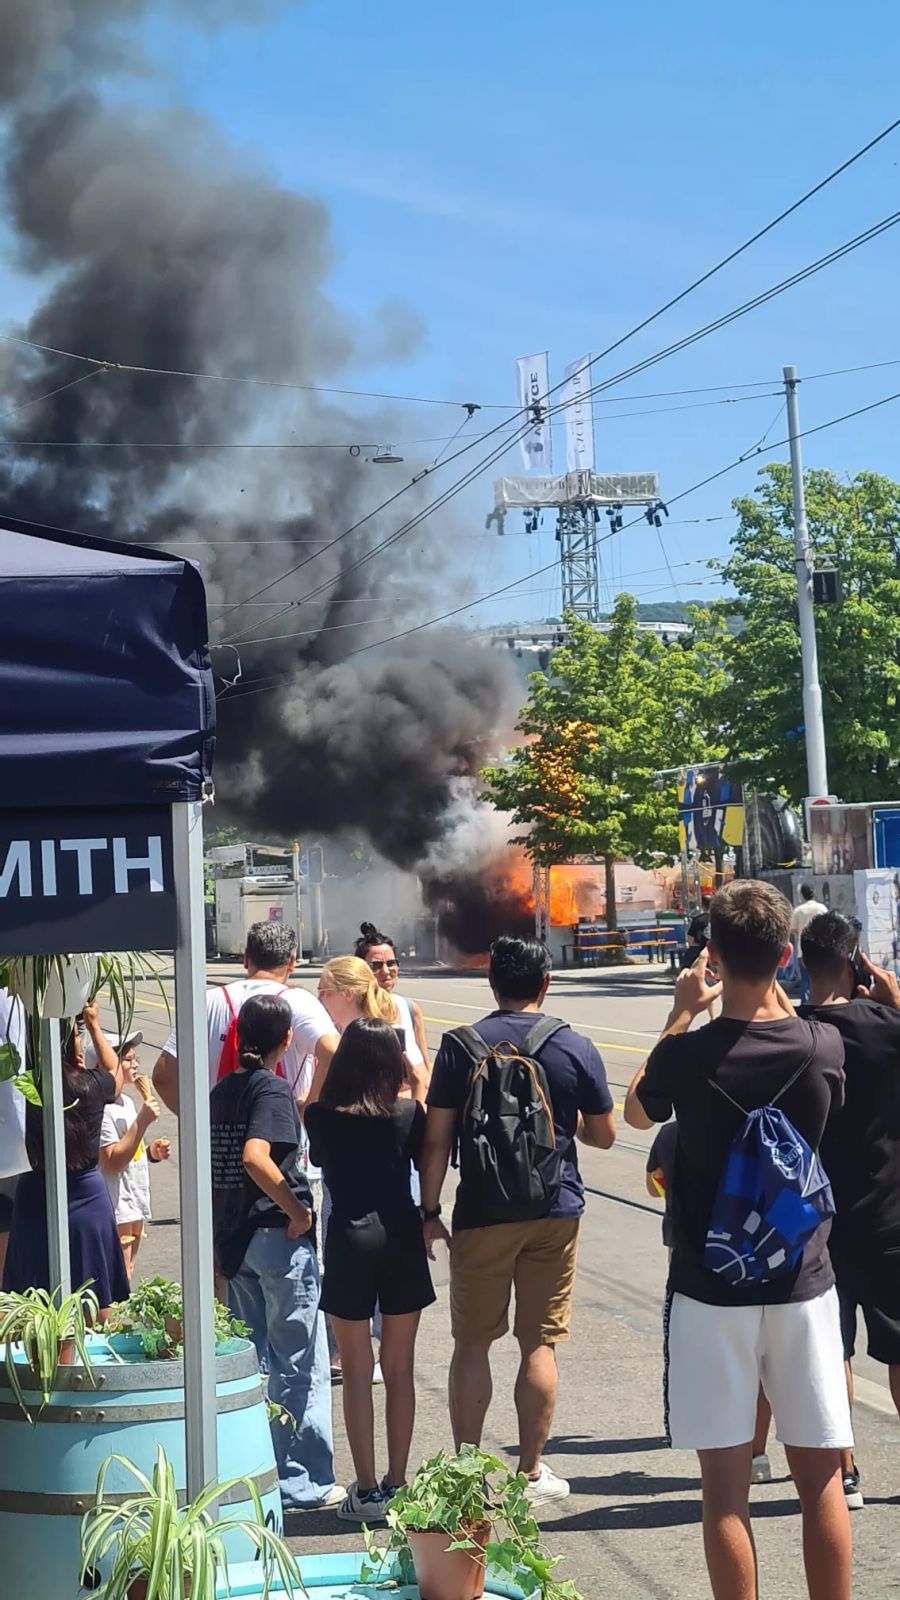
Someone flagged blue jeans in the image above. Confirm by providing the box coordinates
[228,1228,337,1509]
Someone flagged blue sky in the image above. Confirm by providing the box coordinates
[5,0,900,625]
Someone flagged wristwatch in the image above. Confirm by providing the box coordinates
[421,1205,442,1221]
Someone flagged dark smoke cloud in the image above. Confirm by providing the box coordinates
[0,2,516,874]
[0,1,285,100]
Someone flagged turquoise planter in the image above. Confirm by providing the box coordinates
[0,1335,280,1599]
[223,1553,528,1597]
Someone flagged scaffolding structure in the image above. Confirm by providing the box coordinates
[491,471,661,624]
[533,862,551,944]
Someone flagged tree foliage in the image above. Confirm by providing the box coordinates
[482,597,726,885]
[710,465,900,803]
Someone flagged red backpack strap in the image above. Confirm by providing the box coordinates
[216,985,241,1082]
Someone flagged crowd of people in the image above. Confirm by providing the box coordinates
[1,884,899,1600]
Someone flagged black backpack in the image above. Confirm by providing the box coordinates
[450,1018,567,1224]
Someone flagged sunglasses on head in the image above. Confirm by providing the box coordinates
[369,958,399,971]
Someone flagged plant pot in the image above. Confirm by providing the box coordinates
[128,1580,191,1599]
[25,1336,75,1373]
[164,1316,183,1351]
[408,1522,491,1600]
[13,955,98,1019]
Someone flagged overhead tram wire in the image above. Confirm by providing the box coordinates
[0,386,786,452]
[546,210,900,421]
[279,380,900,679]
[3,110,898,423]
[208,119,900,629]
[5,118,894,635]
[215,204,900,640]
[219,415,538,650]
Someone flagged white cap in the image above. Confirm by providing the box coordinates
[83,1030,144,1069]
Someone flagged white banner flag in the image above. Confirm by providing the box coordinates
[515,352,552,472]
[561,354,595,471]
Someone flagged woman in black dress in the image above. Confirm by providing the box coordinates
[4,1001,129,1310]
[305,1018,434,1524]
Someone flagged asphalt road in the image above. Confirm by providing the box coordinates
[117,962,899,1599]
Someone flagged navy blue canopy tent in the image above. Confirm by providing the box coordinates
[0,519,214,804]
[0,518,219,1497]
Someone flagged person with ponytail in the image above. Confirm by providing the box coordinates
[209,992,342,1514]
[305,1018,435,1523]
[355,923,431,1074]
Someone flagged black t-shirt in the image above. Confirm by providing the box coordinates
[210,1069,314,1280]
[799,999,900,1251]
[637,1015,845,1305]
[305,1100,424,1222]
[428,1011,613,1230]
[26,1066,117,1175]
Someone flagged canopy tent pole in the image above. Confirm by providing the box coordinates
[42,1018,71,1299]
[172,800,218,1496]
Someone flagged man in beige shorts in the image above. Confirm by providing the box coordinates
[420,936,616,1503]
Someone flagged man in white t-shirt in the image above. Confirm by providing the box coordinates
[152,921,339,1110]
[0,987,27,1280]
[790,883,828,1002]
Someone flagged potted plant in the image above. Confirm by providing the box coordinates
[362,1445,582,1600]
[107,1277,250,1359]
[80,1443,305,1599]
[0,1281,100,1418]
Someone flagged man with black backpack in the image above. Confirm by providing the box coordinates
[420,936,616,1504]
[625,881,851,1600]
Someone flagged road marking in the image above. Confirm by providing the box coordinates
[140,988,649,1057]
[135,993,172,1012]
[418,1012,646,1052]
[400,993,660,1039]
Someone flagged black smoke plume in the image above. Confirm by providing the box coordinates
[0,2,517,873]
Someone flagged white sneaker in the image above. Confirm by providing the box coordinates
[287,1483,345,1512]
[750,1453,772,1485]
[336,1482,388,1524]
[523,1463,570,1504]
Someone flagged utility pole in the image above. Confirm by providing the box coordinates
[783,366,829,798]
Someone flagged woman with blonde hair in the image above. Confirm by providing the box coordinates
[314,957,399,1036]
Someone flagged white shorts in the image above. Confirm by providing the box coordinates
[666,1287,853,1452]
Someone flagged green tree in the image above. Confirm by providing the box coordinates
[711,465,900,802]
[482,597,725,929]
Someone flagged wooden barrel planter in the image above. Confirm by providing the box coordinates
[0,1335,281,1600]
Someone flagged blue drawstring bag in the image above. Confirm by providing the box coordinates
[704,1047,835,1287]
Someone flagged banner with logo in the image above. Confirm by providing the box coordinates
[677,770,745,854]
[515,352,552,472]
[0,805,177,955]
[561,354,595,471]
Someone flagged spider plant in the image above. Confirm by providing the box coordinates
[0,951,170,1092]
[80,1445,305,1600]
[0,1282,99,1419]
[90,953,171,1054]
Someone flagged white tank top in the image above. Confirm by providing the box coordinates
[392,993,424,1066]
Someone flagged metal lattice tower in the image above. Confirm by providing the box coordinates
[489,472,661,630]
[557,502,601,622]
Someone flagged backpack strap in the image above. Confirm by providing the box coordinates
[770,1024,820,1107]
[222,984,239,1021]
[708,1023,820,1115]
[448,1025,493,1066]
[520,1016,569,1059]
